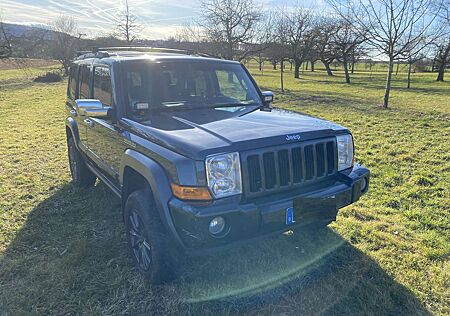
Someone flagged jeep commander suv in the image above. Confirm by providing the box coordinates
[65,47,370,283]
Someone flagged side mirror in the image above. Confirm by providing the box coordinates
[75,99,111,118]
[260,91,274,112]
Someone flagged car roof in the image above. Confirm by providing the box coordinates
[74,49,240,66]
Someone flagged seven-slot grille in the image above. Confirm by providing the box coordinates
[243,138,337,196]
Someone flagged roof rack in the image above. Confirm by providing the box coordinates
[96,46,184,53]
[75,46,213,60]
[75,51,110,60]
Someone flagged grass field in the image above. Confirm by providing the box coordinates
[0,61,449,315]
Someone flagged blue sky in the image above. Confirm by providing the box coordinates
[1,0,326,39]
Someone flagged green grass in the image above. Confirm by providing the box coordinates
[0,62,449,315]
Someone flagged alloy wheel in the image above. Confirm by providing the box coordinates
[129,210,152,271]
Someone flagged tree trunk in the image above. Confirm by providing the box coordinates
[407,62,412,89]
[259,61,263,71]
[395,63,400,76]
[294,60,301,79]
[437,64,446,81]
[305,61,309,71]
[311,61,315,72]
[280,60,284,93]
[272,62,277,70]
[437,65,446,81]
[322,60,333,76]
[437,43,450,82]
[351,60,355,74]
[383,57,394,109]
[226,42,233,60]
[343,59,350,84]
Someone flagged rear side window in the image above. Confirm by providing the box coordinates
[68,65,78,98]
[93,67,113,107]
[78,65,91,99]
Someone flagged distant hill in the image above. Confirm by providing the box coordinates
[3,23,53,40]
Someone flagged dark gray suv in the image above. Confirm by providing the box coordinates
[65,47,370,283]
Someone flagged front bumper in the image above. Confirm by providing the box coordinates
[168,164,369,254]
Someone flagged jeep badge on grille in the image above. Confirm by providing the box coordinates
[286,134,301,141]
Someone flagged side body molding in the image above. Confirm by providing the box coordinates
[120,149,184,248]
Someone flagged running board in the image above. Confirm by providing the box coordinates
[86,162,122,198]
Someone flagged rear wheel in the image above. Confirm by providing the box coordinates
[124,189,176,284]
[67,137,96,187]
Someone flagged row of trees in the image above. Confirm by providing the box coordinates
[177,0,450,108]
[1,0,449,108]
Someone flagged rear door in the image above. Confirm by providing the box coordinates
[76,64,92,147]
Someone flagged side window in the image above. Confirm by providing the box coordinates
[67,65,78,98]
[78,65,91,99]
[215,70,247,101]
[93,67,113,107]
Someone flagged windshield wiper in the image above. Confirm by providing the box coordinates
[210,102,259,108]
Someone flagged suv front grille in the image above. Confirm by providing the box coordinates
[242,138,337,197]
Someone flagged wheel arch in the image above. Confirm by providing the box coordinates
[65,117,80,149]
[120,150,183,248]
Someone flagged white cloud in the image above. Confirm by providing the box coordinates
[1,0,328,39]
[2,0,199,39]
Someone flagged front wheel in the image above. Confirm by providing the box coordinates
[67,137,96,187]
[124,189,176,284]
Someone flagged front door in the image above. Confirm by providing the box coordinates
[85,65,124,185]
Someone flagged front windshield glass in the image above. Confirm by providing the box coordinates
[123,60,261,120]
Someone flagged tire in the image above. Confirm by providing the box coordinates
[67,137,96,187]
[124,189,176,284]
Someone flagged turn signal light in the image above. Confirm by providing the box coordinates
[171,183,212,201]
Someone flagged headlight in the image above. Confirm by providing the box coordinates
[206,152,242,198]
[336,134,354,171]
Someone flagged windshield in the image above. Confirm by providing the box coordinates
[123,60,261,120]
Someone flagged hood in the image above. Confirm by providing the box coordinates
[123,108,348,160]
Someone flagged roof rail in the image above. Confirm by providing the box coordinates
[75,51,110,60]
[93,46,211,57]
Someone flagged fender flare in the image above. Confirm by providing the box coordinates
[120,149,184,248]
[65,117,81,150]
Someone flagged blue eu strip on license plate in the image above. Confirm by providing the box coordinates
[286,207,294,225]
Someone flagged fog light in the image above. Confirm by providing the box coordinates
[361,177,368,192]
[209,217,225,235]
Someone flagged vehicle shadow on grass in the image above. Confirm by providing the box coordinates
[0,183,431,315]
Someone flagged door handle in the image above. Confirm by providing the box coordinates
[70,109,77,116]
[84,119,95,128]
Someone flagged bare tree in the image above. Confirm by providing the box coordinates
[198,0,263,61]
[268,10,292,92]
[328,0,441,108]
[406,54,426,88]
[331,19,366,83]
[435,0,450,81]
[435,42,450,81]
[281,6,314,79]
[50,15,79,76]
[0,12,12,58]
[313,17,339,76]
[116,0,143,44]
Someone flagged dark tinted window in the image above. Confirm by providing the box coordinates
[68,65,78,98]
[78,65,91,99]
[93,67,112,106]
